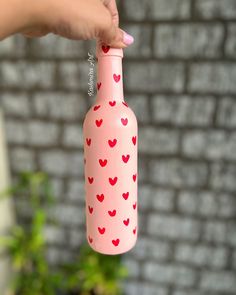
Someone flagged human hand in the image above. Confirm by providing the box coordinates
[21,0,134,48]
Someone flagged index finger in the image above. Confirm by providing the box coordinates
[102,0,119,27]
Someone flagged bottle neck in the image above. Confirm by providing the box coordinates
[96,56,124,103]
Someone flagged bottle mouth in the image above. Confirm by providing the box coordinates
[96,41,123,58]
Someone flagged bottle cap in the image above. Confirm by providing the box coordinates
[96,40,123,59]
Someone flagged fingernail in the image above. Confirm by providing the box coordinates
[123,31,134,45]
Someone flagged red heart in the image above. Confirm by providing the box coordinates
[109,177,118,186]
[133,174,137,182]
[122,154,130,163]
[98,227,105,235]
[132,136,136,145]
[122,101,129,107]
[99,159,107,167]
[121,118,128,126]
[133,202,137,210]
[123,218,130,226]
[86,138,91,146]
[93,105,101,111]
[108,139,117,147]
[108,210,116,217]
[113,74,120,83]
[96,194,104,202]
[88,206,93,214]
[109,101,116,107]
[95,119,103,127]
[88,177,94,184]
[112,239,120,247]
[88,236,93,243]
[122,192,129,200]
[102,45,110,53]
[97,82,101,90]
[133,227,137,235]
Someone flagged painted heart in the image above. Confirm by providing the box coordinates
[122,192,129,200]
[123,218,130,226]
[113,74,120,83]
[122,154,130,163]
[133,227,137,235]
[88,236,93,243]
[98,227,105,235]
[108,210,116,217]
[109,101,116,107]
[102,45,110,53]
[93,105,101,111]
[99,159,107,167]
[86,138,91,146]
[109,177,118,186]
[121,118,128,126]
[96,194,104,202]
[122,101,129,107]
[112,239,120,247]
[97,82,101,90]
[133,202,137,210]
[133,174,137,182]
[108,138,117,147]
[88,206,93,214]
[88,177,94,184]
[95,119,103,127]
[84,158,86,164]
[132,136,137,145]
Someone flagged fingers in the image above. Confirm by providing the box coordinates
[21,27,50,38]
[102,0,119,26]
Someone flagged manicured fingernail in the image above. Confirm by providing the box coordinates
[123,31,134,45]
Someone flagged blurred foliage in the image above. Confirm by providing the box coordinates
[0,172,129,295]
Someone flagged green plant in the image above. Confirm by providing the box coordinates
[63,244,128,295]
[0,172,64,295]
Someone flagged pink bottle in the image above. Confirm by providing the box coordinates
[83,42,138,255]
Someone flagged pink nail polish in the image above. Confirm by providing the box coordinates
[123,32,134,45]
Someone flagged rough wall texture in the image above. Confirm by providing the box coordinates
[0,0,236,294]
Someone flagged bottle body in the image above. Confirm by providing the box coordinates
[83,44,138,255]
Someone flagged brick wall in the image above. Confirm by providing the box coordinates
[0,0,236,294]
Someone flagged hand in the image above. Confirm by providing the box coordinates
[21,0,134,48]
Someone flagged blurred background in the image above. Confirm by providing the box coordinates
[0,0,236,294]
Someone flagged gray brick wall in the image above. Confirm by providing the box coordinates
[0,0,236,294]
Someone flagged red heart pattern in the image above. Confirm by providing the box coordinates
[102,45,110,53]
[122,192,129,200]
[88,206,93,214]
[113,74,121,82]
[122,154,130,163]
[99,159,107,167]
[97,194,104,202]
[108,210,116,217]
[93,105,101,111]
[97,82,101,90]
[98,227,106,234]
[132,136,136,145]
[123,218,130,226]
[96,119,103,127]
[108,139,117,147]
[112,239,120,246]
[88,177,94,184]
[86,138,91,146]
[121,118,128,126]
[109,101,116,107]
[109,177,118,186]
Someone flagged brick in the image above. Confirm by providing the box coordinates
[5,120,28,144]
[0,61,56,89]
[122,25,152,57]
[203,221,227,243]
[123,258,140,278]
[0,92,30,117]
[124,62,184,93]
[131,236,171,261]
[0,35,26,57]
[28,121,59,146]
[200,271,236,292]
[195,0,236,19]
[182,130,236,160]
[39,150,84,177]
[63,124,83,148]
[233,251,236,269]
[123,281,168,295]
[227,221,236,247]
[225,24,236,58]
[152,95,215,126]
[143,262,196,287]
[66,179,85,203]
[125,95,149,123]
[188,63,236,93]
[173,291,202,295]
[58,61,88,90]
[46,247,74,266]
[217,97,236,127]
[138,156,149,182]
[210,162,236,192]
[29,35,87,58]
[175,244,228,269]
[68,229,85,248]
[123,0,190,20]
[150,159,208,188]
[155,24,223,58]
[50,204,84,226]
[139,127,179,155]
[148,214,200,241]
[10,147,35,172]
[33,92,87,120]
[50,178,64,199]
[43,225,66,245]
